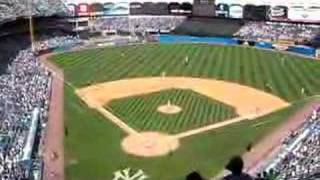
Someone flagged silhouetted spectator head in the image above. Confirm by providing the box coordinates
[255,173,264,180]
[223,156,253,180]
[225,155,244,175]
[269,168,274,175]
[186,171,204,180]
[246,142,252,152]
[262,171,268,178]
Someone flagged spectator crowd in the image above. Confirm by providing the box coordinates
[92,16,186,34]
[1,13,320,179]
[0,34,81,179]
[35,35,82,52]
[186,106,320,180]
[259,106,320,180]
[0,49,51,179]
[235,22,320,42]
[0,0,66,25]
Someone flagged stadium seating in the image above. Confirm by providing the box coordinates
[0,0,67,24]
[0,22,81,178]
[258,107,320,180]
[92,16,186,33]
[235,21,320,43]
[0,1,320,179]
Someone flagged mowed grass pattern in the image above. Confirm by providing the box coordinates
[52,44,320,102]
[64,83,317,180]
[52,44,320,180]
[107,89,238,134]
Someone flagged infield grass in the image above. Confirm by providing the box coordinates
[107,89,238,134]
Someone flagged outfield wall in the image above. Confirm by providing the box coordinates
[159,34,238,45]
[159,34,317,57]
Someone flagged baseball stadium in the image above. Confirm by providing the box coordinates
[1,0,320,180]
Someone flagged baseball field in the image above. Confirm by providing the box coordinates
[50,43,320,180]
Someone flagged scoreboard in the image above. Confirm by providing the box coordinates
[243,5,269,21]
[268,6,288,21]
[212,0,320,22]
[66,0,320,22]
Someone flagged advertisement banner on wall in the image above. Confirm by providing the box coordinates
[215,3,229,17]
[67,4,77,16]
[169,2,193,15]
[304,6,320,22]
[180,2,193,14]
[268,6,288,20]
[103,2,129,15]
[129,2,144,15]
[243,5,269,20]
[90,3,104,16]
[229,4,243,18]
[77,3,89,16]
[288,6,308,21]
[286,6,320,22]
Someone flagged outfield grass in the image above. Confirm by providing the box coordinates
[52,44,320,180]
[52,44,320,102]
[107,89,238,134]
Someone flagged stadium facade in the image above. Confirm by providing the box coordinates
[65,0,320,22]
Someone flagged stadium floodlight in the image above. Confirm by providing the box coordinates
[28,0,35,52]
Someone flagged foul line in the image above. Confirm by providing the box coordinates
[174,116,246,139]
[97,107,138,135]
[95,105,279,141]
[173,111,271,139]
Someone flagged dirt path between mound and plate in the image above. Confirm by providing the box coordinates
[40,54,64,180]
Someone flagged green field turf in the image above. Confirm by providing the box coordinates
[53,44,320,102]
[64,85,314,180]
[50,44,320,180]
[107,89,238,134]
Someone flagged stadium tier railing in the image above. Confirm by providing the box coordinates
[22,108,40,162]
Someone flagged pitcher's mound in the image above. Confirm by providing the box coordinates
[122,132,179,157]
[157,103,182,114]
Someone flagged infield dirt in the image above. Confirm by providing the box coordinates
[76,77,290,157]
